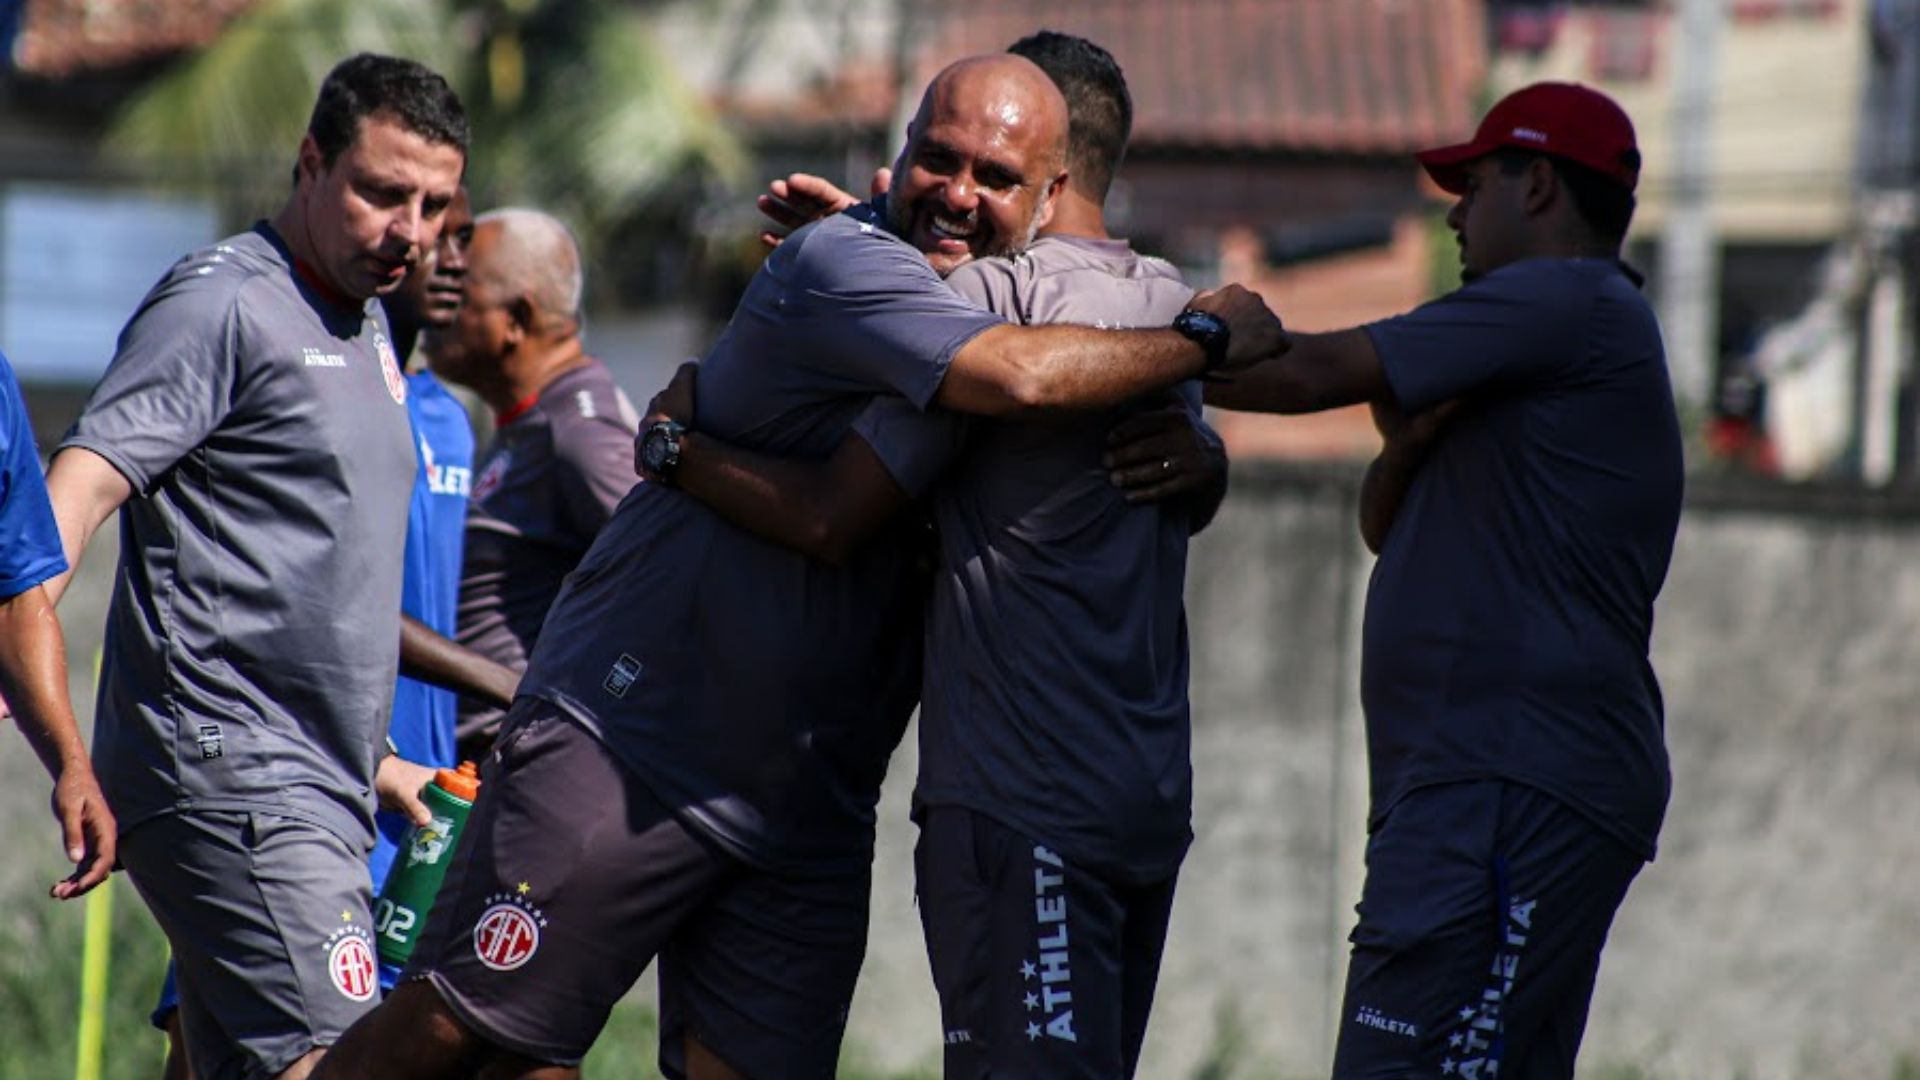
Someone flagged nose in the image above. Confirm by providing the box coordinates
[1445,197,1467,234]
[440,232,469,274]
[941,172,981,214]
[388,202,425,251]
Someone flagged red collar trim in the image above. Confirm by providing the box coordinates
[494,391,541,426]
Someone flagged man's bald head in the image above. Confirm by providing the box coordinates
[469,208,584,328]
[888,54,1071,275]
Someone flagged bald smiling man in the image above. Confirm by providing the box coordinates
[316,54,1284,1080]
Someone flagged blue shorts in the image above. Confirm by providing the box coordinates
[1332,781,1644,1080]
[914,805,1178,1080]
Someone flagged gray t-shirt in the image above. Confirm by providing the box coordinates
[455,359,638,745]
[856,235,1210,885]
[63,224,417,848]
[518,203,999,874]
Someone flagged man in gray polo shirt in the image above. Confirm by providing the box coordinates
[43,55,466,1080]
[420,207,640,760]
[316,53,1280,1080]
[651,32,1220,1079]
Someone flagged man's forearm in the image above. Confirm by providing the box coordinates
[674,433,904,565]
[0,587,88,781]
[939,325,1208,417]
[398,615,519,709]
[1202,329,1387,415]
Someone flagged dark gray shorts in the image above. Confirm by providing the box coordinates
[1332,781,1645,1080]
[119,809,380,1080]
[406,700,869,1076]
[914,805,1178,1080]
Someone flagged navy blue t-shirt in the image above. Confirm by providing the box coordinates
[1360,257,1683,860]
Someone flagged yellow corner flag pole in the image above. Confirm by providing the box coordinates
[75,877,112,1080]
[75,648,109,1080]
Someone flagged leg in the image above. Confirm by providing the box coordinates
[1116,875,1180,1079]
[322,701,727,1077]
[914,806,1134,1080]
[657,862,872,1080]
[120,811,380,1080]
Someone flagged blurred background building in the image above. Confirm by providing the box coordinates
[4,3,1920,1078]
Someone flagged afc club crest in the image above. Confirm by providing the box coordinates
[375,331,407,405]
[473,889,547,972]
[326,926,378,1002]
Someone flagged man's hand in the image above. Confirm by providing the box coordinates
[374,754,437,828]
[1186,285,1290,370]
[756,169,890,248]
[1104,404,1226,505]
[48,762,115,900]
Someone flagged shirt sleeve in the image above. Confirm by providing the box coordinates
[848,395,967,498]
[0,360,69,598]
[60,268,245,494]
[1363,264,1575,414]
[785,220,1004,410]
[551,415,640,544]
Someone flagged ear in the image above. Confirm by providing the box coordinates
[1035,169,1069,232]
[1522,156,1558,216]
[294,134,324,187]
[506,295,536,340]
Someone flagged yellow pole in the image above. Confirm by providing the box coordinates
[75,647,109,1080]
[74,878,111,1080]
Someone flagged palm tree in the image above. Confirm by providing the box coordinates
[108,0,744,250]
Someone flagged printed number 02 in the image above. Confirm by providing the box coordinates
[373,898,416,943]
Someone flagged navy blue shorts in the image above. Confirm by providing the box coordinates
[914,805,1178,1080]
[1332,781,1644,1080]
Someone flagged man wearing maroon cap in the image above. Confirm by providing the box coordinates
[1206,82,1683,1078]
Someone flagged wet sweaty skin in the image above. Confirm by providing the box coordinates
[886,55,1068,275]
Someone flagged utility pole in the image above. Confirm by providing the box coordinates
[1857,0,1920,485]
[1660,0,1724,417]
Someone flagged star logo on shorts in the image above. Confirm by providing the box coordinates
[1020,959,1036,980]
[1023,992,1038,1011]
[1026,1022,1041,1041]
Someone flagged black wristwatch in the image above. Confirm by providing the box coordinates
[1172,308,1231,373]
[639,419,687,485]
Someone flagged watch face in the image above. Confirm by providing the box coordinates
[642,429,671,472]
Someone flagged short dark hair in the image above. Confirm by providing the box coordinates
[1007,31,1132,201]
[1495,148,1637,246]
[306,53,468,172]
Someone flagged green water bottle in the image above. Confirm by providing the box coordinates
[374,761,482,970]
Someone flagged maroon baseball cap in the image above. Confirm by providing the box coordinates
[1416,82,1641,195]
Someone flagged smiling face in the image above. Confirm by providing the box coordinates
[294,112,466,301]
[887,57,1069,276]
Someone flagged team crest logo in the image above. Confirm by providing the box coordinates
[324,921,379,1002]
[375,331,407,405]
[473,884,547,972]
[472,450,512,504]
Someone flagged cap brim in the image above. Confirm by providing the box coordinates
[1414,141,1492,195]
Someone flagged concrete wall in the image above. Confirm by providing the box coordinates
[845,467,1920,1079]
[9,468,1920,1078]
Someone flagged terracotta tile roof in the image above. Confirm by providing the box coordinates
[908,0,1488,156]
[13,0,257,79]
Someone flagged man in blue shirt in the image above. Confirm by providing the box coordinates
[0,349,116,901]
[1206,83,1683,1079]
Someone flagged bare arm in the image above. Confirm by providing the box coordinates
[1203,328,1389,415]
[0,584,116,899]
[41,447,133,608]
[636,363,911,565]
[398,614,519,710]
[1358,398,1460,555]
[939,284,1286,417]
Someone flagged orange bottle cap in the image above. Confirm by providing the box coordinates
[434,760,481,800]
